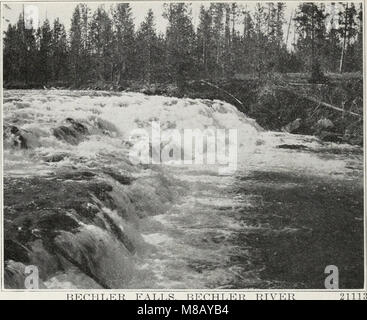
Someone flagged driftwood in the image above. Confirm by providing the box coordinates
[306,96,362,117]
[199,80,245,108]
[277,86,362,118]
[287,82,324,86]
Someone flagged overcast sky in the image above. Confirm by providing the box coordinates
[2,1,299,31]
[2,1,356,49]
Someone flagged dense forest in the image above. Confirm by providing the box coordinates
[3,2,363,88]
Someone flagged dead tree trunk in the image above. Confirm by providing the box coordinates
[339,3,349,73]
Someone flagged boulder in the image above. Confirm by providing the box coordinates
[315,118,334,131]
[277,144,308,150]
[3,124,28,149]
[43,152,69,163]
[103,168,134,185]
[281,118,302,133]
[53,118,89,145]
[318,131,343,143]
[313,118,340,143]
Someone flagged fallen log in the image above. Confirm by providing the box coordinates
[277,86,362,117]
[199,80,245,109]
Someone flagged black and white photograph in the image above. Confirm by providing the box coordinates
[1,0,365,293]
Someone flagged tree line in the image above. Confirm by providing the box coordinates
[3,2,363,87]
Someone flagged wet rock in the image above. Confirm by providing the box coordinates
[53,126,80,145]
[3,176,110,242]
[43,152,69,163]
[277,144,308,150]
[3,124,28,149]
[128,174,174,218]
[103,169,134,185]
[53,118,89,145]
[14,102,31,109]
[53,226,134,289]
[3,175,133,288]
[88,116,119,136]
[100,210,136,253]
[3,98,22,103]
[3,151,175,288]
[281,118,302,134]
[37,212,80,236]
[57,170,96,181]
[140,84,158,95]
[4,239,30,263]
[312,118,340,143]
[316,118,334,130]
[65,118,88,134]
[341,127,363,146]
[318,131,343,143]
[343,135,363,146]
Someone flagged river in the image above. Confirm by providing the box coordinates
[3,89,364,289]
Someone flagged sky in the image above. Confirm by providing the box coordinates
[2,1,356,49]
[2,1,298,32]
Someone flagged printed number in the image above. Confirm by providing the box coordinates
[340,292,367,300]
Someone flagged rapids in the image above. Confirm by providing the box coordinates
[3,89,364,289]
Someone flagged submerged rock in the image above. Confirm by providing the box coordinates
[277,144,308,150]
[103,168,134,185]
[3,124,28,149]
[43,152,69,163]
[3,164,175,289]
[57,170,97,181]
[87,116,119,137]
[317,131,343,143]
[53,118,89,145]
[65,118,88,134]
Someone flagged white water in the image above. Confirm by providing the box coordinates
[3,89,362,289]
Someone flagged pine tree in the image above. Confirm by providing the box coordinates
[196,5,213,77]
[39,19,52,83]
[275,3,285,46]
[324,3,340,72]
[338,3,358,72]
[224,4,232,76]
[3,24,19,82]
[163,3,195,87]
[210,3,225,78]
[69,4,92,85]
[136,9,158,83]
[51,18,69,81]
[240,6,255,74]
[69,5,83,84]
[111,3,135,83]
[3,2,362,87]
[354,3,363,71]
[90,6,114,82]
[253,3,267,77]
[294,3,328,79]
